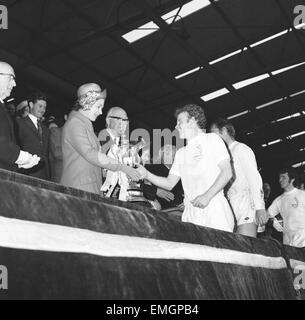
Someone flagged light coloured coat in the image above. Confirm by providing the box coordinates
[61,111,102,194]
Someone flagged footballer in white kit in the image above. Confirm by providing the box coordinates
[210,118,268,237]
[169,132,234,232]
[227,142,265,225]
[268,168,305,248]
[138,105,235,233]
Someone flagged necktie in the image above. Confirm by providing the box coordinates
[37,119,43,143]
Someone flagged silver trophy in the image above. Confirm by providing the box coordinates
[101,135,150,206]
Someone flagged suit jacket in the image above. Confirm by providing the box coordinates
[16,116,50,180]
[143,164,184,209]
[61,111,103,194]
[0,101,20,172]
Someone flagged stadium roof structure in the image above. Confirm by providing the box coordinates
[1,0,305,178]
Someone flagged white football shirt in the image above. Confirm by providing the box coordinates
[170,132,234,232]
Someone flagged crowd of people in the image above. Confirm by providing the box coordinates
[0,60,305,248]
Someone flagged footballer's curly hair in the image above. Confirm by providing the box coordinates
[175,104,207,130]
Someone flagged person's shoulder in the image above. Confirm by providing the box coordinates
[272,193,285,204]
[204,132,223,144]
[16,116,27,124]
[62,117,75,133]
[296,189,305,197]
[206,132,219,140]
[175,146,185,156]
[235,141,253,152]
[15,116,29,130]
[235,141,256,157]
[67,114,83,127]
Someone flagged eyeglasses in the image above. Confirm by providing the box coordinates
[0,73,16,81]
[108,116,129,123]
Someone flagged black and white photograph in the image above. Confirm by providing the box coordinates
[0,0,305,304]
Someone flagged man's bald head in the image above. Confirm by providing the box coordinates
[0,61,14,74]
[0,61,16,100]
[106,107,129,136]
[77,83,102,98]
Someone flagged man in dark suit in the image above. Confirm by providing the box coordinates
[0,61,40,172]
[16,91,50,180]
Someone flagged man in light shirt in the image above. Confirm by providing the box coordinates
[137,104,235,232]
[0,61,40,172]
[210,118,268,237]
[267,168,305,248]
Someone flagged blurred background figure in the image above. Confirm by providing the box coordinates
[5,102,16,119]
[263,182,272,207]
[15,100,30,119]
[46,115,56,129]
[296,173,305,191]
[49,116,66,183]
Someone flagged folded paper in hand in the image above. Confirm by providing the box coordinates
[18,154,40,169]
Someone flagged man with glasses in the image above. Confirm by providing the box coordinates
[0,61,40,172]
[99,107,130,197]
[104,107,129,146]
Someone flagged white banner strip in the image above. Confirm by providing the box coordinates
[0,216,286,269]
